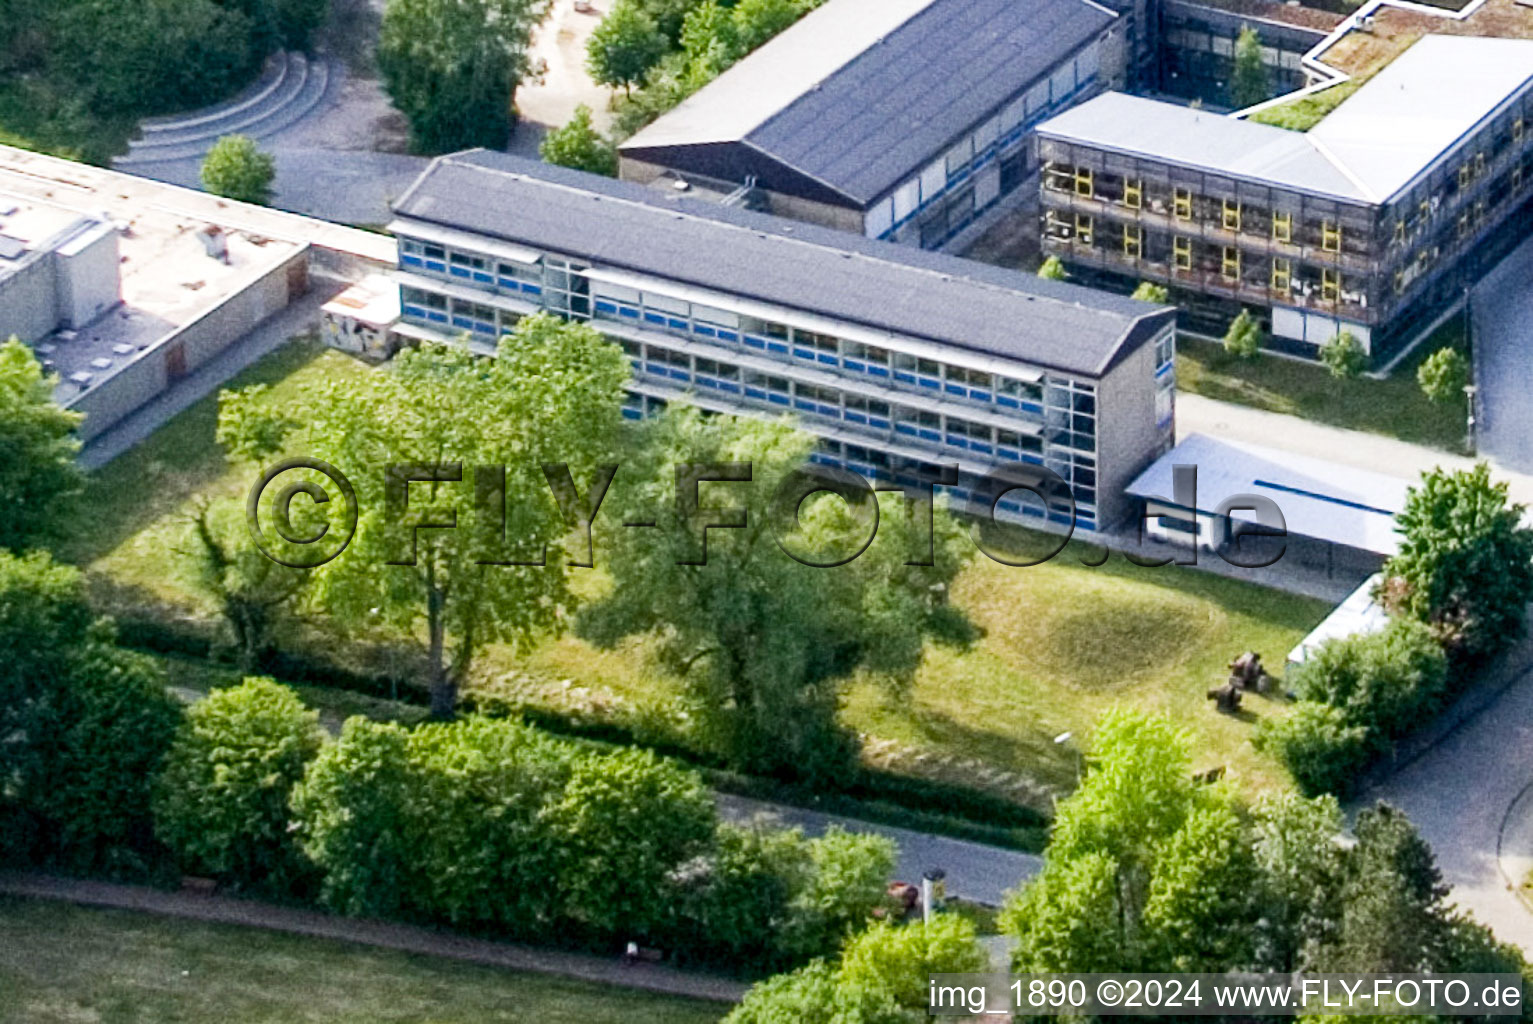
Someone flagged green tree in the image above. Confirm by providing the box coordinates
[681,0,742,79]
[274,0,330,48]
[1231,25,1269,108]
[1291,618,1448,740]
[1004,850,1127,970]
[1382,462,1533,658]
[219,316,629,719]
[379,0,550,152]
[1418,346,1469,405]
[586,0,668,96]
[539,104,618,176]
[578,407,974,782]
[1140,804,1258,970]
[153,678,325,888]
[200,134,276,205]
[185,497,307,670]
[634,0,702,42]
[1250,791,1344,970]
[290,717,416,917]
[1320,330,1366,378]
[1223,308,1263,359]
[0,337,82,552]
[838,915,988,1010]
[1131,281,1169,304]
[1037,255,1068,281]
[781,827,898,962]
[1255,700,1373,797]
[732,0,804,53]
[670,822,815,970]
[544,747,716,937]
[726,960,842,1024]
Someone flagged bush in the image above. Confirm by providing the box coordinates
[1321,331,1367,379]
[1037,255,1068,281]
[1223,308,1262,359]
[539,104,618,176]
[1417,347,1469,405]
[153,677,325,888]
[1256,701,1373,797]
[1291,619,1449,741]
[201,134,277,205]
[1131,281,1169,304]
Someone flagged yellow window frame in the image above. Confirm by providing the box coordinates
[1322,268,1339,302]
[1174,188,1192,221]
[1222,199,1241,232]
[1075,213,1094,245]
[1271,257,1290,291]
[1124,178,1142,209]
[1475,152,1486,178]
[1321,220,1341,253]
[1075,167,1093,198]
[1122,225,1143,258]
[1173,236,1192,270]
[1516,118,1525,144]
[1393,269,1405,295]
[1272,211,1292,243]
[1393,220,1406,245]
[1459,164,1473,190]
[1221,246,1240,282]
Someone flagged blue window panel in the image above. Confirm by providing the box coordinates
[867,365,890,378]
[970,441,993,456]
[949,166,971,187]
[401,254,424,267]
[427,311,449,324]
[744,335,767,350]
[1021,401,1043,415]
[768,394,790,406]
[846,411,867,425]
[622,407,642,420]
[670,369,690,382]
[718,382,740,394]
[594,300,617,314]
[970,389,993,402]
[818,404,838,417]
[619,307,640,319]
[521,283,543,296]
[668,318,688,331]
[424,260,447,272]
[843,359,865,372]
[472,272,493,284]
[403,304,426,318]
[869,417,891,429]
[1048,511,1074,526]
[767,341,789,355]
[449,267,471,279]
[694,324,716,337]
[997,447,1020,461]
[745,387,767,400]
[1022,453,1043,466]
[817,354,837,366]
[895,424,917,437]
[629,359,641,369]
[918,429,941,442]
[697,378,717,389]
[996,395,1019,409]
[792,347,815,361]
[894,372,917,384]
[717,329,739,343]
[793,399,814,412]
[946,435,969,449]
[1156,363,1175,379]
[1078,517,1097,531]
[974,150,995,171]
[643,312,667,326]
[945,383,965,397]
[497,277,518,290]
[918,377,940,390]
[452,316,474,330]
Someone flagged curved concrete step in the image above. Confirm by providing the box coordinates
[126,53,310,154]
[138,52,291,135]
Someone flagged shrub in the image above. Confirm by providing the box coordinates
[779,827,897,963]
[1291,619,1449,741]
[1256,701,1373,797]
[1223,308,1263,359]
[1131,281,1170,304]
[200,134,276,205]
[1417,347,1469,405]
[1037,255,1068,281]
[1320,331,1367,379]
[539,104,618,176]
[153,678,325,888]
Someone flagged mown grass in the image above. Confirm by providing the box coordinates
[71,339,1328,804]
[0,897,723,1024]
[1177,314,1470,454]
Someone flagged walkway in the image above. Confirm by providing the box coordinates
[0,871,745,1004]
[1472,232,1533,474]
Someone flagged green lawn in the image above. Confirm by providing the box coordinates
[1177,315,1470,453]
[0,897,722,1024]
[69,339,1328,805]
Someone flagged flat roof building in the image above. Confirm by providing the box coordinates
[388,150,1177,533]
[619,0,1128,251]
[1035,35,1533,357]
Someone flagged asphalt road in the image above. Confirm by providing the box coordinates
[716,794,1043,907]
[1473,233,1533,474]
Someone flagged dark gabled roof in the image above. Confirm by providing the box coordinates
[618,0,1116,208]
[391,151,1172,379]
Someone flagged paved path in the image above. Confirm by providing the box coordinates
[0,871,745,1004]
[1472,232,1533,475]
[717,795,1042,907]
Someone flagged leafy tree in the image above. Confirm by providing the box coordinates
[1417,347,1469,405]
[184,497,307,670]
[578,407,974,782]
[837,915,988,1010]
[633,0,702,42]
[1131,281,1169,304]
[290,717,416,917]
[1231,25,1269,108]
[219,316,629,719]
[586,0,668,96]
[200,134,277,205]
[680,0,742,79]
[379,0,551,152]
[1037,255,1068,281]
[1382,462,1533,658]
[539,104,618,176]
[1139,804,1257,970]
[1250,791,1344,970]
[1291,618,1448,741]
[1004,850,1127,970]
[544,747,716,937]
[1255,700,1372,797]
[670,821,815,970]
[0,337,82,552]
[273,0,330,48]
[726,960,842,1024]
[732,0,804,53]
[1223,308,1263,359]
[153,677,325,888]
[781,827,897,962]
[1320,330,1366,378]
